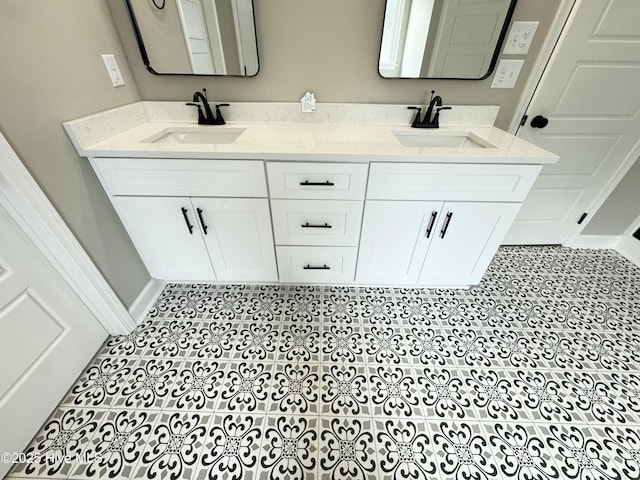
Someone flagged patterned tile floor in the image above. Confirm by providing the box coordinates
[7,246,640,480]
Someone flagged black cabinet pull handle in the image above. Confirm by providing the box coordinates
[440,212,453,239]
[301,222,332,229]
[300,180,335,186]
[425,211,438,238]
[181,207,194,235]
[303,264,330,270]
[196,207,208,235]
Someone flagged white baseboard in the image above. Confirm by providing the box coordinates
[129,279,165,325]
[616,235,640,268]
[569,234,640,267]
[568,234,621,249]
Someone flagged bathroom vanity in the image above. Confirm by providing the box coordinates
[64,102,557,287]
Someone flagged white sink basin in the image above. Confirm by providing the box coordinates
[144,127,246,145]
[392,130,494,148]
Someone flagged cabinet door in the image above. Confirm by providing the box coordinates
[195,198,278,282]
[418,202,521,286]
[356,200,442,285]
[111,196,215,281]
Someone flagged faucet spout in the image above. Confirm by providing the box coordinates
[186,88,228,125]
[424,90,442,125]
[192,90,215,122]
[409,90,451,128]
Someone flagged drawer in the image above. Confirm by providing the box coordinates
[267,162,368,200]
[271,200,363,246]
[91,158,267,197]
[367,163,541,202]
[276,246,357,283]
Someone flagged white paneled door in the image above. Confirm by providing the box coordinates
[506,0,640,244]
[0,203,107,476]
[428,0,512,78]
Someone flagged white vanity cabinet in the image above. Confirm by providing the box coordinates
[90,158,277,282]
[266,162,368,283]
[356,162,540,286]
[65,102,558,288]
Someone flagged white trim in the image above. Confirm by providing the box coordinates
[616,236,640,267]
[508,0,578,134]
[0,132,136,335]
[129,278,165,325]
[568,234,621,250]
[615,213,640,267]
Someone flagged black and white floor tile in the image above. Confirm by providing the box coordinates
[7,246,640,479]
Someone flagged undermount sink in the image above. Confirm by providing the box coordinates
[392,130,494,148]
[144,127,246,145]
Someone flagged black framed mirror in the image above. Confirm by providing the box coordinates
[124,0,259,76]
[379,0,518,79]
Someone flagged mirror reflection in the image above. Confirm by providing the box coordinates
[125,0,259,76]
[379,0,517,79]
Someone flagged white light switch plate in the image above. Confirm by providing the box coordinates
[503,21,539,55]
[101,54,125,87]
[491,59,524,89]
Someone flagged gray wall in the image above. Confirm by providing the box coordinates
[110,0,559,130]
[584,156,640,235]
[0,1,150,308]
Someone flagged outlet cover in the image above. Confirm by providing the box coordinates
[491,59,524,89]
[101,54,125,87]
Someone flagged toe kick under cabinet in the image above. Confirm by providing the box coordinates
[91,157,539,287]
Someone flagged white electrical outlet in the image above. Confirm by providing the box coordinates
[101,54,125,87]
[491,59,524,89]
[503,21,539,55]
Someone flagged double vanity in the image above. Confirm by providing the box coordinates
[64,101,557,288]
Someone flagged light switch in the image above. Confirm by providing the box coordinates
[503,21,539,55]
[491,59,524,89]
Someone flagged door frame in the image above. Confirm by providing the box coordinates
[507,0,640,246]
[507,0,577,135]
[0,132,135,335]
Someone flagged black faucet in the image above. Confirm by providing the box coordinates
[407,90,452,128]
[186,88,229,125]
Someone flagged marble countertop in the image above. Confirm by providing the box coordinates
[63,102,558,164]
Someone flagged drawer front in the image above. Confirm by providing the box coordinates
[91,158,267,197]
[271,200,363,246]
[367,163,541,202]
[276,246,357,283]
[267,162,368,200]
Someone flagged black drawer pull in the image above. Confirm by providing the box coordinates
[196,207,208,235]
[300,180,335,186]
[301,222,332,229]
[181,207,194,235]
[303,264,330,270]
[425,211,438,238]
[440,212,453,239]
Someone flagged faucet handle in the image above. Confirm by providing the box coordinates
[407,106,422,128]
[186,102,205,123]
[432,106,452,128]
[214,103,230,125]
